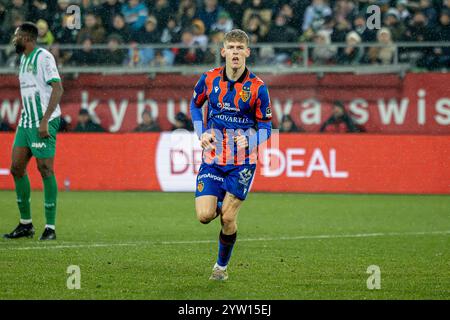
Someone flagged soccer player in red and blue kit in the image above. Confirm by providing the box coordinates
[190,29,272,280]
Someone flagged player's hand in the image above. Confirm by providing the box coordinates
[200,132,216,151]
[234,134,248,149]
[38,120,50,138]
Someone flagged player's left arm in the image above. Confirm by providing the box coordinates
[254,84,272,146]
[39,53,64,138]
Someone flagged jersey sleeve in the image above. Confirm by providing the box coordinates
[255,84,272,122]
[190,73,208,137]
[41,52,61,85]
[254,84,272,147]
[191,73,208,107]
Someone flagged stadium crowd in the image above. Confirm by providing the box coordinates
[0,0,449,69]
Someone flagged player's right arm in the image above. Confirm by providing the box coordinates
[189,73,216,150]
[39,52,63,138]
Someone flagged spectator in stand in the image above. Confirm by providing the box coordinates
[278,3,297,30]
[242,0,272,39]
[134,110,161,132]
[352,14,376,42]
[121,0,149,33]
[50,0,71,33]
[54,14,80,44]
[151,0,171,34]
[105,34,127,65]
[203,30,225,64]
[70,37,100,66]
[76,12,106,44]
[2,0,28,32]
[73,109,106,132]
[150,48,175,66]
[110,14,132,44]
[367,27,396,64]
[312,30,337,65]
[98,0,123,33]
[289,0,310,34]
[79,0,96,12]
[3,15,24,67]
[136,15,161,44]
[320,100,359,133]
[404,10,435,67]
[333,0,357,26]
[419,0,438,26]
[337,31,364,65]
[29,0,51,22]
[177,0,197,30]
[396,0,411,24]
[198,0,223,33]
[243,14,267,65]
[49,43,71,67]
[0,114,13,131]
[36,19,55,47]
[0,2,7,44]
[244,13,269,44]
[331,12,352,42]
[444,0,450,11]
[191,19,208,49]
[405,11,433,42]
[383,8,407,41]
[222,0,246,29]
[421,9,450,69]
[211,11,234,34]
[58,115,71,132]
[302,0,332,32]
[160,16,182,44]
[126,40,154,66]
[174,29,204,65]
[172,112,193,131]
[279,115,304,133]
[265,13,298,64]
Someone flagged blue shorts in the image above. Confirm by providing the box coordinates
[195,162,257,201]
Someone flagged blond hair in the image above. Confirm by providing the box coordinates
[223,29,249,46]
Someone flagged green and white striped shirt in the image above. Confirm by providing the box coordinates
[18,47,61,128]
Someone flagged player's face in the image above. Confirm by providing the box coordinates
[222,41,250,70]
[13,28,26,54]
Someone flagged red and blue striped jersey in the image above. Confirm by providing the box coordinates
[190,66,272,165]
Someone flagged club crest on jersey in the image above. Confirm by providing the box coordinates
[214,86,219,93]
[240,87,251,102]
[197,180,204,192]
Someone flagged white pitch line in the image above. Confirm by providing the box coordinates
[0,230,449,251]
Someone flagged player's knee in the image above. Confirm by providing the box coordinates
[196,208,215,224]
[221,214,236,227]
[10,163,25,178]
[37,162,53,178]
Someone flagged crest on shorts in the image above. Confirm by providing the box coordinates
[238,168,253,186]
[197,180,204,192]
[240,87,251,102]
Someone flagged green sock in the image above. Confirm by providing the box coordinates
[43,175,58,226]
[14,174,31,220]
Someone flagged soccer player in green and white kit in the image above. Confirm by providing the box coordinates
[3,22,64,241]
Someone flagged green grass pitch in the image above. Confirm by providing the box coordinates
[0,191,449,300]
